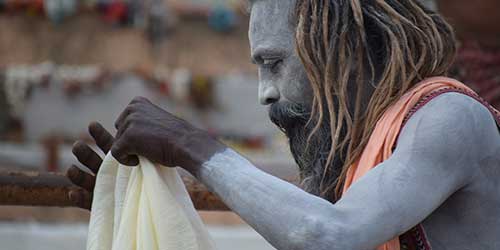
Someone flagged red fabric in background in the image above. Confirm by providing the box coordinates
[103,1,128,25]
[451,40,500,109]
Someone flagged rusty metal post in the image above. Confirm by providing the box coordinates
[0,171,78,207]
[42,136,60,172]
[0,171,229,211]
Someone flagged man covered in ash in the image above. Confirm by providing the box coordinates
[67,1,500,249]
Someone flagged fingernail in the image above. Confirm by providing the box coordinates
[72,141,84,154]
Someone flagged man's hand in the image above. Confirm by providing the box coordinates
[66,122,114,210]
[111,96,226,175]
[66,97,225,209]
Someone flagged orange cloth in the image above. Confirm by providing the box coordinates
[342,77,476,250]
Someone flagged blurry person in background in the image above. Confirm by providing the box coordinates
[67,1,500,250]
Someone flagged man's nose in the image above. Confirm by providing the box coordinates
[259,83,280,105]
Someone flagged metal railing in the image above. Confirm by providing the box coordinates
[0,171,229,211]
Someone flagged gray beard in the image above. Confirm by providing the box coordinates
[268,102,343,201]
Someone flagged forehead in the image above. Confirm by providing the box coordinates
[247,0,297,50]
[248,0,297,29]
[248,0,296,16]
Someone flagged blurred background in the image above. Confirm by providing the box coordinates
[0,0,498,249]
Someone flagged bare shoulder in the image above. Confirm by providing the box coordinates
[399,92,499,146]
[395,92,500,185]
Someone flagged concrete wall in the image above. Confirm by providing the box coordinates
[21,74,276,141]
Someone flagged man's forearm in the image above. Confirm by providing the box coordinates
[196,148,344,250]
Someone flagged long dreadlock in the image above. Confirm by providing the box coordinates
[295,0,456,200]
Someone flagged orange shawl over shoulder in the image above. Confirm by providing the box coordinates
[342,77,477,250]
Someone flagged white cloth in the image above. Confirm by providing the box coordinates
[87,153,216,250]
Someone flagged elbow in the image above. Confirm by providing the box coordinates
[285,215,345,250]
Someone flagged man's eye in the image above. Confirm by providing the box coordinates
[263,59,275,66]
[261,59,282,70]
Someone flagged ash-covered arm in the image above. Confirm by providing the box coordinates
[196,93,496,250]
[198,149,341,249]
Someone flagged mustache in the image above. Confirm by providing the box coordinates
[268,102,311,132]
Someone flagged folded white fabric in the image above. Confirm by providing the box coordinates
[87,153,216,250]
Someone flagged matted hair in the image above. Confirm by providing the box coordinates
[294,0,456,200]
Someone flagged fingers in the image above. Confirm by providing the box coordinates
[114,106,132,131]
[88,122,114,154]
[112,97,150,166]
[114,97,151,130]
[72,141,102,174]
[115,96,151,130]
[68,189,92,210]
[66,165,96,192]
[111,137,139,166]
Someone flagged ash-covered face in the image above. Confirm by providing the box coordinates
[248,0,338,196]
[249,0,311,107]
